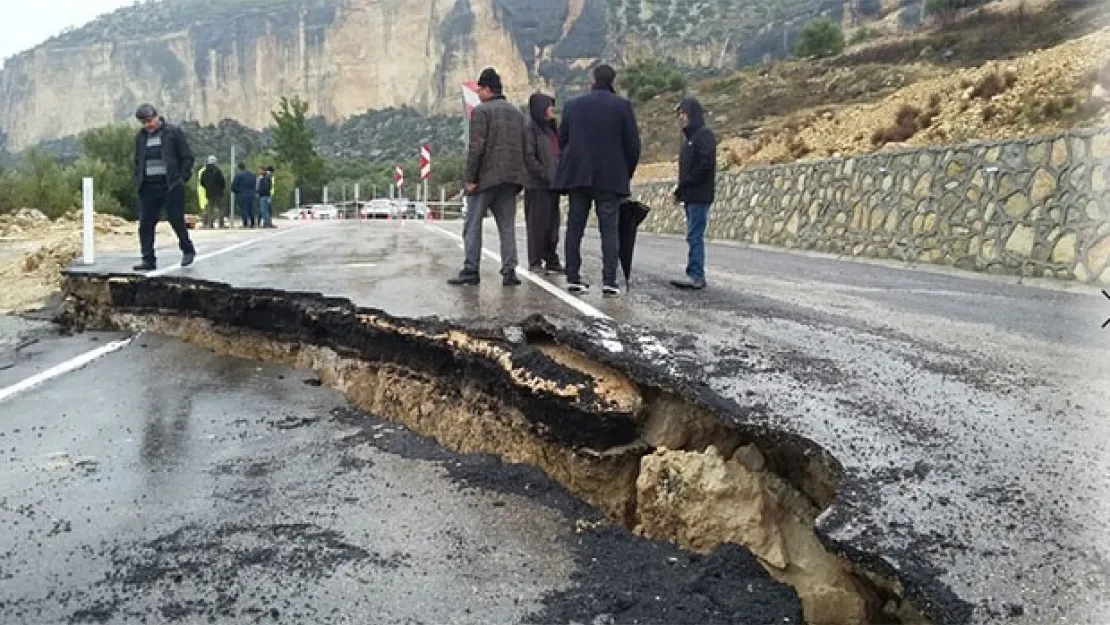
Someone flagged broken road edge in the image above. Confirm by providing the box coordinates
[55,271,974,625]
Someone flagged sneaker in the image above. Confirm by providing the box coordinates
[447,273,480,286]
[602,285,621,298]
[503,272,522,287]
[567,282,590,295]
[181,252,196,267]
[132,261,156,272]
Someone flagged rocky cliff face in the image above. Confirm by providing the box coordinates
[0,0,910,150]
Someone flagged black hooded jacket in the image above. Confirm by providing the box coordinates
[523,93,558,190]
[675,98,717,204]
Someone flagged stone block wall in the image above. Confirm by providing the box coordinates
[633,128,1110,285]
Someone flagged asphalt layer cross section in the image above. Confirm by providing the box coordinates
[2,218,1109,625]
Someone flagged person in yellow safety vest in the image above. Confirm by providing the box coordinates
[197,166,208,212]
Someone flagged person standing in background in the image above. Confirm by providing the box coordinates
[199,156,227,229]
[552,64,641,298]
[131,103,197,271]
[231,162,257,228]
[523,92,563,275]
[670,97,717,291]
[257,166,274,228]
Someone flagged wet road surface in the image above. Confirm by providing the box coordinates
[4,218,1110,624]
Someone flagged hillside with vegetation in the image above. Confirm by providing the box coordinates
[633,0,1110,180]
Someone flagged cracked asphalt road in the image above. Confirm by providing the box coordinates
[3,218,1109,624]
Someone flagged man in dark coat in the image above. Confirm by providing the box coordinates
[199,155,228,229]
[131,103,197,271]
[448,67,529,287]
[257,166,274,228]
[523,92,563,275]
[231,162,258,228]
[552,64,641,298]
[671,97,717,290]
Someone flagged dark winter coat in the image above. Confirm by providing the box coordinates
[551,85,641,197]
[464,95,529,193]
[523,93,559,190]
[199,164,227,197]
[133,118,195,189]
[257,174,273,198]
[231,170,257,198]
[675,98,717,205]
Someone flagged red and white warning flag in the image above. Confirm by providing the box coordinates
[394,164,404,189]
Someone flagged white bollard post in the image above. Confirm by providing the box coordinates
[82,177,95,265]
[354,183,360,220]
[323,186,329,204]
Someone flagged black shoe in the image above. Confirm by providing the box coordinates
[602,285,621,298]
[567,282,589,294]
[503,273,522,287]
[544,262,564,275]
[181,252,196,267]
[670,277,706,290]
[528,263,543,274]
[447,273,480,286]
[132,261,156,272]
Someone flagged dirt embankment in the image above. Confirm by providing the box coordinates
[634,1,1110,182]
[0,209,240,314]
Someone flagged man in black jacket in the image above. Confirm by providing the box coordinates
[552,64,641,298]
[132,103,197,271]
[671,97,717,290]
[231,163,258,228]
[257,166,274,228]
[199,156,227,229]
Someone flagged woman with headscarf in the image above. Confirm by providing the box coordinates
[523,92,563,275]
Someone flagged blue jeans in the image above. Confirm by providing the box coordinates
[685,203,710,283]
[260,196,273,227]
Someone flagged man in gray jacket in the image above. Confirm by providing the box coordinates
[448,68,528,287]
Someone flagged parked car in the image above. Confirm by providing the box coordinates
[360,199,395,219]
[310,204,339,220]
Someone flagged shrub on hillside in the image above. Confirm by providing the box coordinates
[795,18,845,59]
[970,71,1017,100]
[621,59,687,103]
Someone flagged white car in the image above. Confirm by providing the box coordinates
[360,199,395,219]
[310,204,339,220]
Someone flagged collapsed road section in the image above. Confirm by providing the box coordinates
[57,272,965,625]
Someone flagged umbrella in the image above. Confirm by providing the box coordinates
[618,199,651,291]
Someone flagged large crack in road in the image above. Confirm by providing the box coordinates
[56,272,974,625]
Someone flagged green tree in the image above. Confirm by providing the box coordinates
[795,17,845,59]
[78,123,139,219]
[620,59,687,103]
[271,96,327,195]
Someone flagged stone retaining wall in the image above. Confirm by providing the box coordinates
[633,127,1110,285]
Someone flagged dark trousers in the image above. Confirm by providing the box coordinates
[203,195,227,228]
[236,194,256,227]
[139,182,195,264]
[524,189,561,268]
[565,189,620,287]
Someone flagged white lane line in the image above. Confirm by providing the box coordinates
[425,224,611,320]
[147,225,308,277]
[0,336,136,404]
[1,226,316,403]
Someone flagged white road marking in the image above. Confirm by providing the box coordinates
[148,225,306,277]
[1,227,314,404]
[425,224,611,320]
[0,336,135,404]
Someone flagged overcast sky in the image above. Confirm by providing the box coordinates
[0,0,135,63]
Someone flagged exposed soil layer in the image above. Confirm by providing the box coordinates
[57,272,972,625]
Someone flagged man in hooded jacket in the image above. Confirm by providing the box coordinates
[671,97,717,290]
[523,93,563,275]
